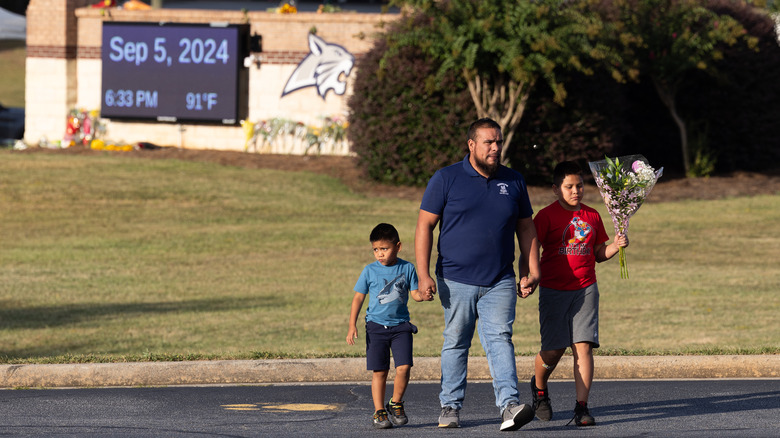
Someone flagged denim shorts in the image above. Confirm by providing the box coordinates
[539,283,600,350]
[365,320,417,371]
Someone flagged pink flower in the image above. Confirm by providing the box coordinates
[632,160,646,173]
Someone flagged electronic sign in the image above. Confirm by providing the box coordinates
[100,22,249,125]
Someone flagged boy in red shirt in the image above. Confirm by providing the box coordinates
[530,161,628,426]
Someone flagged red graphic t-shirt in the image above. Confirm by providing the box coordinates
[534,201,609,291]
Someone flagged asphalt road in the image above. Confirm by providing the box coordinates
[1,379,777,437]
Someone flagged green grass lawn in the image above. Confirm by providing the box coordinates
[0,151,777,363]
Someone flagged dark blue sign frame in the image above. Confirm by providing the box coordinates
[100,22,249,125]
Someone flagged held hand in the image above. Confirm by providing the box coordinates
[517,277,529,298]
[518,274,539,299]
[418,275,437,299]
[615,233,630,249]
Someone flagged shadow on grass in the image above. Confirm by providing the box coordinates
[0,295,288,330]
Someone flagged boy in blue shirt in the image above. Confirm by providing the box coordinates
[347,223,434,429]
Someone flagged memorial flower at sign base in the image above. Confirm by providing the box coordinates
[588,155,663,279]
[277,2,298,14]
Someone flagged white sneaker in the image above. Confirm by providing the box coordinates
[500,402,533,431]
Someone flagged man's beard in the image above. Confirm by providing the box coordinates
[473,155,499,177]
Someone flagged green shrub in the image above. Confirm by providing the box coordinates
[347,13,476,187]
[600,0,780,175]
[679,0,780,173]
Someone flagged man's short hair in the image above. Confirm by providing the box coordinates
[370,223,400,244]
[467,118,501,143]
[552,161,583,187]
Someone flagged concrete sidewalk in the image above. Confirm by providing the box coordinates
[1,355,777,388]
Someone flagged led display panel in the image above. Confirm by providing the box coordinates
[100,22,249,125]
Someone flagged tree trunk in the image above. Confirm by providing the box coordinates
[465,72,534,165]
[652,77,689,175]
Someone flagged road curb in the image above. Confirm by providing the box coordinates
[0,355,776,388]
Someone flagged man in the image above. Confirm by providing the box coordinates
[415,118,540,431]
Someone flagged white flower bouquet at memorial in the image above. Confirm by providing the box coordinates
[589,155,663,279]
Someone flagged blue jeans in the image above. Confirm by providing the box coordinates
[438,276,520,411]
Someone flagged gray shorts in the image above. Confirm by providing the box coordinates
[538,283,600,350]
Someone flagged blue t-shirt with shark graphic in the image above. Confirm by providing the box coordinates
[354,258,418,326]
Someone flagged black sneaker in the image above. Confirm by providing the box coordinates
[372,409,393,429]
[531,375,553,421]
[499,402,534,431]
[571,402,595,426]
[385,399,408,426]
[438,406,460,428]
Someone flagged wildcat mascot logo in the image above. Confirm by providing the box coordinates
[282,33,355,100]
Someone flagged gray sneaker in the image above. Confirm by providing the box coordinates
[438,406,460,428]
[372,409,393,429]
[500,402,534,431]
[385,400,408,426]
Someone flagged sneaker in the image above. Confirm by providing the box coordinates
[499,402,534,431]
[385,399,408,426]
[438,406,460,428]
[530,375,553,421]
[571,401,596,426]
[372,409,393,429]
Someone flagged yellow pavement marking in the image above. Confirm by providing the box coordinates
[260,403,342,412]
[222,403,343,412]
[221,404,260,411]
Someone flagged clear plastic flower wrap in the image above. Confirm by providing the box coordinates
[588,155,663,279]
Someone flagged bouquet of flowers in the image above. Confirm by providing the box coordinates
[588,155,663,279]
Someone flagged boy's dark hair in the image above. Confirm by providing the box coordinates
[552,161,583,187]
[370,223,400,244]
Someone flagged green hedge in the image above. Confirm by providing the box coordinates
[347,14,476,187]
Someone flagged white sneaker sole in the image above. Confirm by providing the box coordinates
[500,404,534,431]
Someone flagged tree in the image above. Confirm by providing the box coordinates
[348,13,477,186]
[388,0,627,164]
[610,0,758,176]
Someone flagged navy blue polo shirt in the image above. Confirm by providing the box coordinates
[420,155,533,286]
